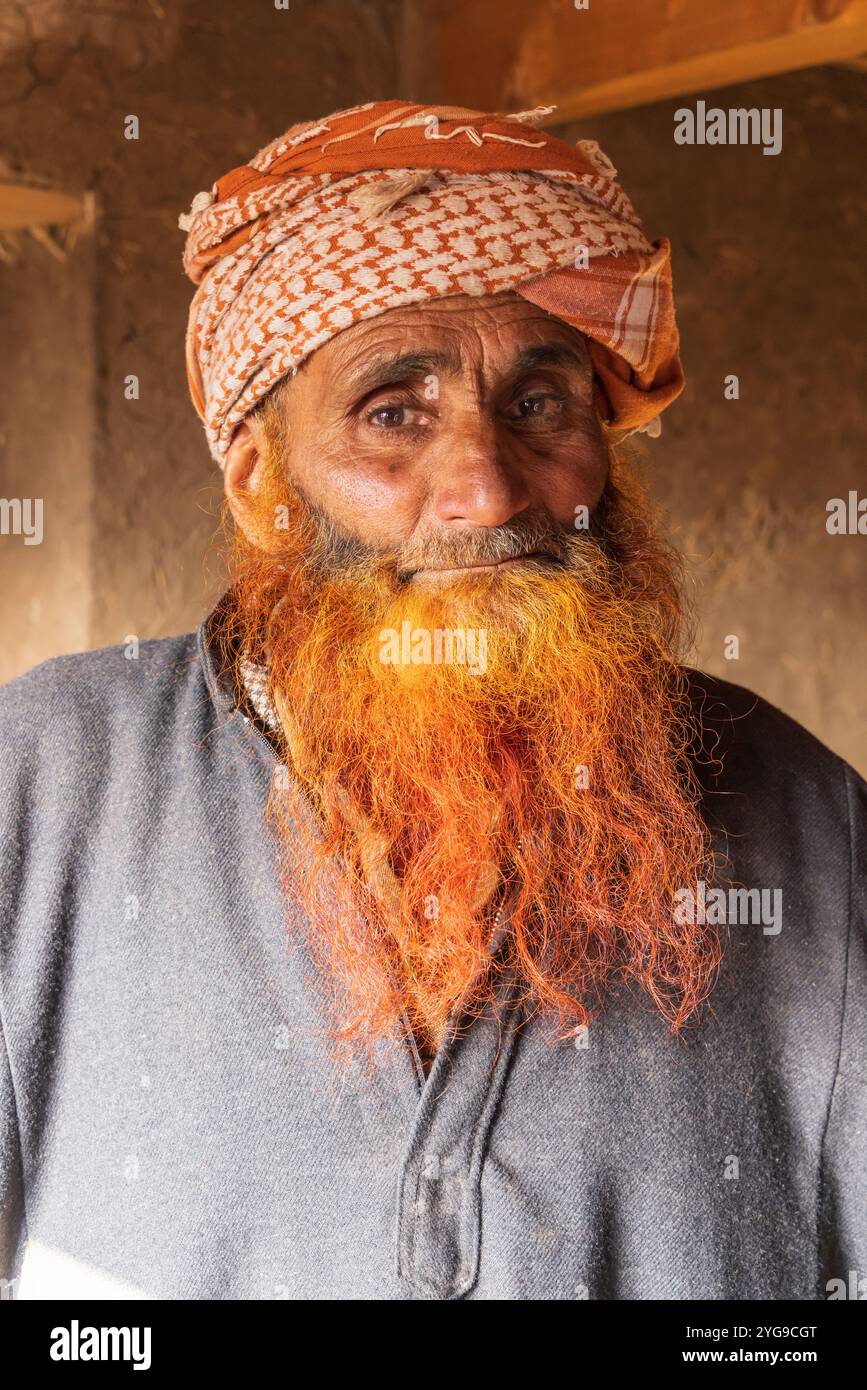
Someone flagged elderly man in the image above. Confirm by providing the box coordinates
[0,100,864,1303]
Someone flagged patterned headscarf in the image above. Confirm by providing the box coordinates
[180,100,685,469]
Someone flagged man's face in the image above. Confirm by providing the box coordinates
[226,291,608,570]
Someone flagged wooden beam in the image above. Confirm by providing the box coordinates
[0,181,84,232]
[426,0,867,120]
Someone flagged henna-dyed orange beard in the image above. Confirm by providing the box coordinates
[218,431,722,1070]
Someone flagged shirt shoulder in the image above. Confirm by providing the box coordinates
[0,628,202,721]
[0,630,199,716]
[683,665,864,801]
[0,630,207,792]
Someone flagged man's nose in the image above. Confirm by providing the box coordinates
[430,415,531,528]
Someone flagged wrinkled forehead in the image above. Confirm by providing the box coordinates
[294,291,594,394]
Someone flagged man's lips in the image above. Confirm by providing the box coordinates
[405,550,562,581]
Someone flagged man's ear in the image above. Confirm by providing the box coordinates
[223,418,270,544]
[224,419,264,496]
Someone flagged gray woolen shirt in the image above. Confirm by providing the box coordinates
[0,593,865,1301]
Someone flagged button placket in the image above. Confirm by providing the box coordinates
[395,960,525,1299]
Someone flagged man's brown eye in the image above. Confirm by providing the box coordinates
[514,394,566,419]
[368,405,407,429]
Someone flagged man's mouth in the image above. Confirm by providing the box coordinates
[405,550,562,583]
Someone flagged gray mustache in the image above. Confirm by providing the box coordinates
[293,487,605,585]
[396,515,572,575]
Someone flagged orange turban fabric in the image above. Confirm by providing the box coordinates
[180,100,685,469]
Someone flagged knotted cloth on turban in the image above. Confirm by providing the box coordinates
[180,99,685,470]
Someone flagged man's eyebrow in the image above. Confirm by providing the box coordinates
[513,343,589,375]
[344,351,460,399]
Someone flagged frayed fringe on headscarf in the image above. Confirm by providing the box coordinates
[499,105,557,127]
[178,187,215,232]
[346,170,433,221]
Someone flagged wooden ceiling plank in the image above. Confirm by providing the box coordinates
[428,0,867,120]
[0,182,84,232]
